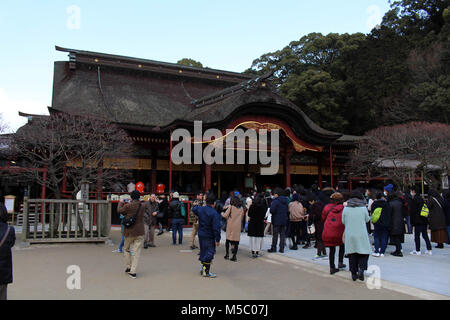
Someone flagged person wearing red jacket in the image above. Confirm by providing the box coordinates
[322,193,346,275]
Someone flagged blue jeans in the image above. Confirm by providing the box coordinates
[171,218,184,244]
[118,224,125,251]
[373,224,389,254]
[447,226,450,244]
[405,216,412,234]
[119,236,125,252]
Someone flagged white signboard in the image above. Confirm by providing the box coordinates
[5,196,15,213]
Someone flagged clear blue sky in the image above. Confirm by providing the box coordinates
[0,0,391,132]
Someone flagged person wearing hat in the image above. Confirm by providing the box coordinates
[167,192,185,245]
[117,190,145,279]
[322,192,346,274]
[384,184,394,197]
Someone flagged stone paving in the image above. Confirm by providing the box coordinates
[221,229,450,297]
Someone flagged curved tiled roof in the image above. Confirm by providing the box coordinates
[51,46,360,146]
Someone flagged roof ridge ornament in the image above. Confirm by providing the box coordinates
[192,71,274,108]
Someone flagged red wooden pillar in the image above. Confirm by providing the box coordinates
[204,164,211,193]
[41,167,47,199]
[62,166,67,194]
[284,145,293,189]
[97,166,103,199]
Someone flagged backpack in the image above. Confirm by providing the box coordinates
[371,207,382,224]
[420,204,429,217]
[324,205,344,235]
[180,202,186,217]
[123,204,141,228]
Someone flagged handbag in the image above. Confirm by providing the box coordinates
[123,204,141,228]
[0,226,11,247]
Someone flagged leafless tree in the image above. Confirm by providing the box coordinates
[12,112,132,199]
[348,122,450,190]
[0,113,8,133]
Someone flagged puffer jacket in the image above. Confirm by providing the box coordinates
[270,196,289,226]
[288,201,305,222]
[321,203,345,247]
[371,199,391,228]
[168,199,184,220]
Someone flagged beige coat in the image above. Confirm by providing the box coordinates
[222,205,244,242]
[289,201,305,222]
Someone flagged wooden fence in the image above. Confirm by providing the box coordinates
[21,199,111,244]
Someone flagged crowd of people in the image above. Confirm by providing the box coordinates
[113,183,450,281]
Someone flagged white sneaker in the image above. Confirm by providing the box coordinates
[425,250,432,255]
[380,254,385,257]
[372,252,380,257]
[410,251,421,255]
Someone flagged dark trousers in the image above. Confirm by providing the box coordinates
[225,240,239,256]
[315,224,326,256]
[414,225,432,251]
[290,221,301,246]
[0,284,6,300]
[328,245,345,269]
[271,225,287,251]
[299,221,309,243]
[348,253,369,275]
[199,237,216,263]
[406,216,413,234]
[373,224,389,254]
[171,218,184,244]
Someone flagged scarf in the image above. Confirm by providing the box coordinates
[346,198,367,208]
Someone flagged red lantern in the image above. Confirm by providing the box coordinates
[136,181,145,193]
[156,184,165,194]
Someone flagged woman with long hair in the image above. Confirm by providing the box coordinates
[427,189,448,249]
[247,193,267,258]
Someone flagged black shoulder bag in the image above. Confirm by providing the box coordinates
[0,226,11,247]
[123,204,141,228]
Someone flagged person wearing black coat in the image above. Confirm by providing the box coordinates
[409,187,432,255]
[308,193,327,258]
[443,190,450,245]
[157,195,169,235]
[268,188,289,253]
[167,193,185,245]
[427,190,448,248]
[371,193,391,256]
[388,192,406,257]
[0,200,15,300]
[247,194,267,258]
